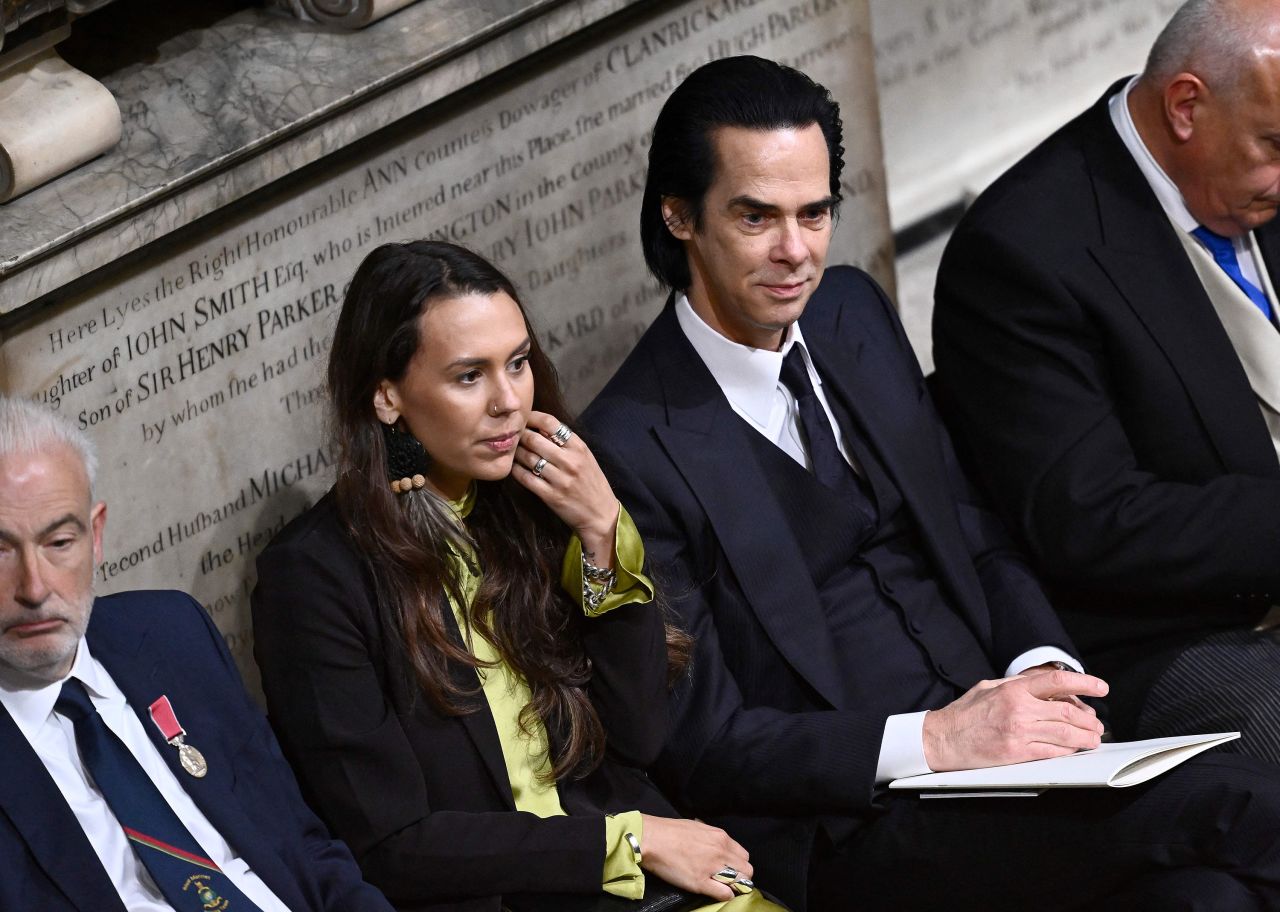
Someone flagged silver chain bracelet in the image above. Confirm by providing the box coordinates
[581,552,617,612]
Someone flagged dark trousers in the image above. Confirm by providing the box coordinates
[810,753,1280,912]
[1135,627,1280,765]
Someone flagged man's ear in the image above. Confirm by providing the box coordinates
[90,501,106,567]
[661,196,694,241]
[373,381,401,426]
[1164,72,1207,143]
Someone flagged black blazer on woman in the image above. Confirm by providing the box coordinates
[251,491,678,912]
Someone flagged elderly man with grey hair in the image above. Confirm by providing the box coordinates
[934,0,1280,756]
[0,394,393,911]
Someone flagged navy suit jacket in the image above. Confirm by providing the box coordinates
[581,266,1073,905]
[0,590,391,912]
[933,84,1280,731]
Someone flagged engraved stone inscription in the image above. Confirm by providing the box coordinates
[0,0,889,685]
[872,0,1178,225]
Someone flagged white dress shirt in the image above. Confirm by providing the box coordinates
[0,642,290,912]
[675,293,1081,782]
[674,292,861,473]
[1109,75,1273,299]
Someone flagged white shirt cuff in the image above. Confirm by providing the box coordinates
[1004,646,1082,677]
[875,710,932,784]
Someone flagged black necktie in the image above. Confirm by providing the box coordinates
[56,678,262,911]
[779,346,858,491]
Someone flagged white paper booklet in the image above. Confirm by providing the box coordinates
[890,732,1240,795]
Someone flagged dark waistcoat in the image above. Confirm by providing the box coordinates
[740,403,994,714]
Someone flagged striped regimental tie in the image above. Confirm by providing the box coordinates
[56,678,262,911]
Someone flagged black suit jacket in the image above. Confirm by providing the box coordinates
[933,84,1280,729]
[0,591,389,912]
[581,267,1073,907]
[252,492,678,912]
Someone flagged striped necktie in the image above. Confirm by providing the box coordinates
[56,678,262,911]
[1191,225,1274,321]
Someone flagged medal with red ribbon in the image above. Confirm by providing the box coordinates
[149,696,208,778]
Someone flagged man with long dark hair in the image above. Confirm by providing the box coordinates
[584,54,1280,911]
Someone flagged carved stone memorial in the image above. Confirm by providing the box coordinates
[0,0,890,687]
[269,0,420,28]
[0,1,122,203]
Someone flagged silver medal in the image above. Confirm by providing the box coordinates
[172,737,208,778]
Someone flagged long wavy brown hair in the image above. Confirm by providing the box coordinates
[327,240,687,780]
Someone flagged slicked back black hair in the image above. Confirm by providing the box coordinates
[640,55,845,290]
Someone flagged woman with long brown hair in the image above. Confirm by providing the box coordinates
[251,241,783,912]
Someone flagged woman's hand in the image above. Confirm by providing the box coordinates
[638,815,753,902]
[512,411,619,565]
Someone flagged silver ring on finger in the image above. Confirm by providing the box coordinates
[532,456,549,478]
[551,423,573,447]
[712,867,739,884]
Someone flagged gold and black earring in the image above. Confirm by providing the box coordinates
[382,422,431,494]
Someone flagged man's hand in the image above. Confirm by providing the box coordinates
[922,669,1109,772]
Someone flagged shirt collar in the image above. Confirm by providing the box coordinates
[674,292,819,426]
[0,637,110,743]
[448,484,477,521]
[1109,75,1200,234]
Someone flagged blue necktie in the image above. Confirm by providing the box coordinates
[779,346,860,492]
[1191,226,1274,321]
[56,678,262,912]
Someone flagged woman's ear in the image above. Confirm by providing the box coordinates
[373,380,401,425]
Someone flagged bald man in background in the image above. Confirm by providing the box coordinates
[934,0,1280,754]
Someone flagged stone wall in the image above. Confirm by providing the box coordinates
[872,0,1178,227]
[0,0,888,688]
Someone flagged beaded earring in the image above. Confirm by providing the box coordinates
[382,422,431,494]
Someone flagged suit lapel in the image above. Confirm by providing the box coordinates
[89,617,311,911]
[455,707,514,810]
[1256,220,1280,288]
[802,286,993,644]
[1081,91,1280,477]
[380,598,513,808]
[0,704,127,911]
[92,622,224,789]
[647,305,847,709]
[442,608,517,809]
[1179,232,1280,417]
